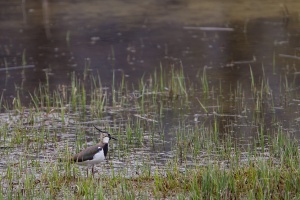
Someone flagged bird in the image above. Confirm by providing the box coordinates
[70,125,117,176]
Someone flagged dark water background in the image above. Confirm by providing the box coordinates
[1,0,299,96]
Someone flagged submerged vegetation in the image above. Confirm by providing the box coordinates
[1,64,300,199]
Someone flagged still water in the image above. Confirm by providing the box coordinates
[1,1,299,94]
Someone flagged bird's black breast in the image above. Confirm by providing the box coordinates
[103,143,108,157]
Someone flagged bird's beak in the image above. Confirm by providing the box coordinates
[111,136,117,140]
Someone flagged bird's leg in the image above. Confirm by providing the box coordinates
[92,165,94,176]
[86,168,89,177]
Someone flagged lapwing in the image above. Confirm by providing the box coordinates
[70,125,117,175]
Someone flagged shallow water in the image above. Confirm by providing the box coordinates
[1,0,300,180]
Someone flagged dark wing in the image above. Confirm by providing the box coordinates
[72,145,102,162]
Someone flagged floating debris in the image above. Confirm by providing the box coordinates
[0,65,35,71]
[183,26,234,31]
[279,54,300,60]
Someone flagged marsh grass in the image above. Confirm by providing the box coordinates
[1,64,300,199]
